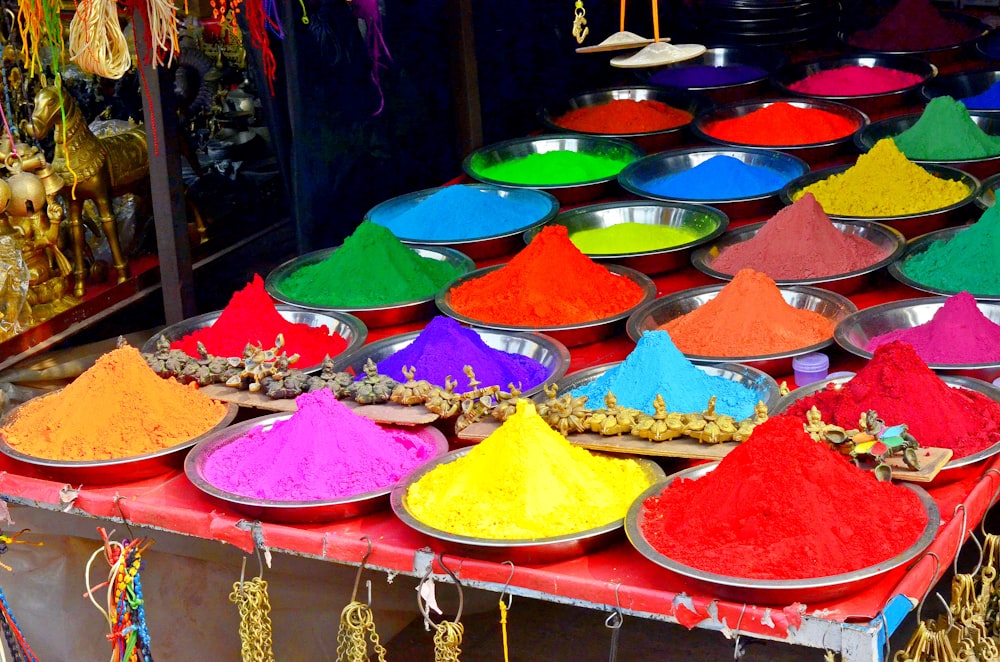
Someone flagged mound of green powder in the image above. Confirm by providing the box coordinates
[892,96,1000,161]
[276,222,464,307]
[477,150,634,185]
[569,222,703,254]
[900,204,1000,296]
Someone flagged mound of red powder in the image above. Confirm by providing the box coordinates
[848,0,981,51]
[554,99,693,134]
[703,102,858,146]
[710,193,890,279]
[639,415,928,580]
[784,341,1000,458]
[447,225,646,326]
[171,275,348,366]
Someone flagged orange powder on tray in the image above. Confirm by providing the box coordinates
[0,344,228,461]
[447,225,647,326]
[660,269,835,356]
[554,99,693,134]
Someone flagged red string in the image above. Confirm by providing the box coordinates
[131,13,160,156]
[244,0,276,95]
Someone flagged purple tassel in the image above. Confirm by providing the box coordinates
[351,0,391,114]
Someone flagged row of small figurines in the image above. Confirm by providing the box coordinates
[141,334,771,443]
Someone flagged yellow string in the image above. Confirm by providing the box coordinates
[145,0,181,68]
[228,577,275,662]
[296,0,309,24]
[336,601,388,662]
[498,600,509,662]
[68,0,131,79]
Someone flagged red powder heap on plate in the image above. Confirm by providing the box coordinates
[865,292,1000,364]
[848,0,981,51]
[710,193,891,280]
[639,415,929,580]
[659,269,836,356]
[171,275,348,367]
[785,341,1000,458]
[703,102,859,146]
[789,66,924,96]
[447,225,646,326]
[555,99,693,134]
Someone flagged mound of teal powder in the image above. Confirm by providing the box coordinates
[900,204,1000,296]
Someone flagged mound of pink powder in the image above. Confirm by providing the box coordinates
[710,193,890,279]
[789,66,924,96]
[865,292,1000,364]
[199,389,439,500]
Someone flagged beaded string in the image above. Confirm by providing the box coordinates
[0,529,43,662]
[84,528,155,662]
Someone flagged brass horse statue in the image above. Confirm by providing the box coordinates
[28,85,149,296]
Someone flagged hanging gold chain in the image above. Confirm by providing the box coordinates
[229,577,276,662]
[433,621,464,662]
[337,600,389,662]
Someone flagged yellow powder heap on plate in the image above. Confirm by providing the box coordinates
[569,222,703,255]
[793,138,970,217]
[0,345,229,461]
[403,400,655,539]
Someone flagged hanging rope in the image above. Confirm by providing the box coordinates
[144,0,180,68]
[67,0,132,79]
[244,0,277,95]
[228,558,275,662]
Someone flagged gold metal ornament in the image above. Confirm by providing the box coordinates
[572,0,589,43]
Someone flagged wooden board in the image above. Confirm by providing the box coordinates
[198,384,439,426]
[457,419,955,481]
[457,419,738,460]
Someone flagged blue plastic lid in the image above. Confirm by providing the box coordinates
[792,352,830,371]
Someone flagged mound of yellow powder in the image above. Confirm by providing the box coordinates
[793,138,970,216]
[404,400,655,539]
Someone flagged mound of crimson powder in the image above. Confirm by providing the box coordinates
[649,64,768,88]
[639,415,928,580]
[784,341,1000,458]
[789,66,924,96]
[847,0,980,51]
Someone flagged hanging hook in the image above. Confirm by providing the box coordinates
[733,604,748,660]
[112,495,135,540]
[981,468,1000,538]
[351,536,373,604]
[915,552,942,623]
[499,560,515,611]
[605,583,624,629]
[934,592,955,632]
[437,553,464,623]
[953,503,984,576]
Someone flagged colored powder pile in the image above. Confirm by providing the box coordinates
[404,400,655,539]
[785,341,1000,458]
[569,330,759,419]
[371,185,552,241]
[643,155,790,200]
[649,64,767,88]
[554,99,693,134]
[865,292,1000,364]
[788,66,924,96]
[569,222,702,255]
[198,390,438,500]
[639,415,929,580]
[660,269,835,356]
[710,193,890,279]
[962,81,1000,111]
[476,150,634,186]
[447,225,646,326]
[375,316,548,390]
[898,204,1000,295]
[848,0,980,51]
[276,222,463,307]
[892,96,1000,160]
[703,102,858,146]
[171,275,347,366]
[794,138,970,216]
[0,345,228,461]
